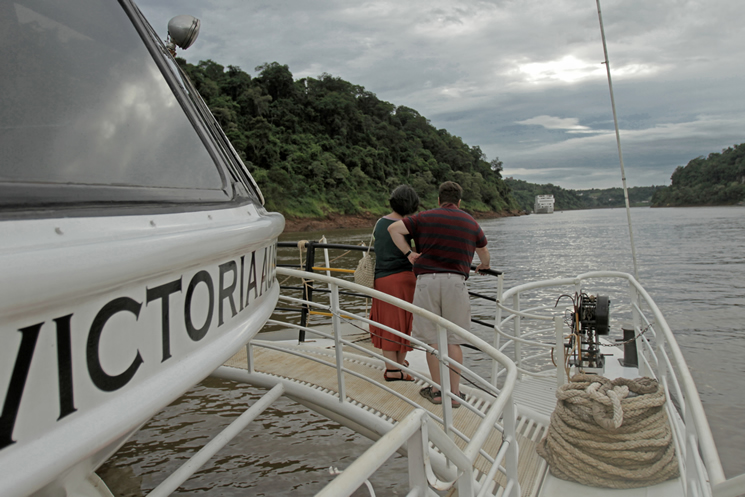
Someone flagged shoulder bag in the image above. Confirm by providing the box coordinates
[354,221,379,288]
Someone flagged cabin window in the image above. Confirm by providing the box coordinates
[0,0,240,211]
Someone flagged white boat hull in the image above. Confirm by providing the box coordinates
[0,207,283,496]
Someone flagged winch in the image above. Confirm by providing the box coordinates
[562,293,610,374]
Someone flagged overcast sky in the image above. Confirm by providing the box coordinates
[137,0,744,189]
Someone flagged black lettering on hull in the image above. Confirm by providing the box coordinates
[1,241,278,451]
[245,251,258,307]
[185,271,214,341]
[54,315,77,420]
[218,261,238,326]
[0,324,42,449]
[87,298,144,392]
[146,279,183,362]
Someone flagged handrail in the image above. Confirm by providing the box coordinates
[278,240,377,252]
[275,267,518,394]
[272,267,520,496]
[495,270,732,494]
[269,262,741,495]
[316,409,481,497]
[276,241,503,343]
[623,273,725,486]
[315,409,429,497]
[147,384,285,497]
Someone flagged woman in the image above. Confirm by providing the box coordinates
[369,185,419,381]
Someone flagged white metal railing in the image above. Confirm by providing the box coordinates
[146,384,286,497]
[149,267,745,496]
[491,270,744,497]
[255,267,521,497]
[135,265,745,497]
[317,409,474,497]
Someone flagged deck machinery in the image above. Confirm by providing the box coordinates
[565,293,611,374]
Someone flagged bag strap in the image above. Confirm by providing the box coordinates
[365,219,380,254]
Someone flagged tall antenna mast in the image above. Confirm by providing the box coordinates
[595,0,639,280]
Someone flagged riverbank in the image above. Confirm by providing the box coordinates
[282,209,524,233]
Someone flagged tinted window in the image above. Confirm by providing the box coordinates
[0,0,227,204]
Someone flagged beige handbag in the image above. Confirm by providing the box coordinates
[354,222,378,288]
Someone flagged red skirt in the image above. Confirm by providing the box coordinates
[369,270,416,352]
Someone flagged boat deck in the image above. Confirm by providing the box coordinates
[219,324,685,497]
[223,334,549,497]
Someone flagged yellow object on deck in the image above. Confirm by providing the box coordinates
[309,311,359,319]
[312,267,355,274]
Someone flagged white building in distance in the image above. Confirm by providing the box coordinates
[534,195,555,214]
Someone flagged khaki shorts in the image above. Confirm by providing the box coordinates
[411,273,471,345]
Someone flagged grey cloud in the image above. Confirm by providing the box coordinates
[137,0,745,189]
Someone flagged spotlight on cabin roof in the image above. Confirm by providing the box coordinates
[166,15,200,55]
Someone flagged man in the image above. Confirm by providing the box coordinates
[388,181,490,407]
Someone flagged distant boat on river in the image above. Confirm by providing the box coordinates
[534,195,555,214]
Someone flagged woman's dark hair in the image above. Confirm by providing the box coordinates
[389,185,419,216]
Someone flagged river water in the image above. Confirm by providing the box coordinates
[100,206,745,494]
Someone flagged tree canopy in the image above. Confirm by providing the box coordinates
[177,59,519,217]
[505,178,665,212]
[651,144,745,207]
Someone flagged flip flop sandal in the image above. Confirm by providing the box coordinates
[419,386,442,404]
[384,369,413,382]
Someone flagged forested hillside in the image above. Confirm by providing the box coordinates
[575,186,663,209]
[651,144,745,207]
[177,59,519,217]
[504,179,584,211]
[505,179,663,212]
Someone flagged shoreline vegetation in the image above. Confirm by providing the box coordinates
[177,59,518,219]
[282,208,523,233]
[176,58,743,217]
[650,144,745,207]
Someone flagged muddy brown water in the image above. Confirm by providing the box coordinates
[100,206,745,494]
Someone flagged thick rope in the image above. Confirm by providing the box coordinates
[537,373,679,488]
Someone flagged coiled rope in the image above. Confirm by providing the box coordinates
[536,374,679,488]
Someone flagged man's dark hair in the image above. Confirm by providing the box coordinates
[438,181,462,205]
[389,184,419,216]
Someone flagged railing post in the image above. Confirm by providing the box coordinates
[513,293,522,380]
[554,316,566,387]
[492,273,504,388]
[437,323,453,437]
[503,399,521,497]
[330,282,346,403]
[504,394,520,497]
[627,283,643,373]
[684,402,698,497]
[656,326,668,382]
[246,342,254,374]
[299,241,316,342]
[320,236,332,277]
[620,325,638,368]
[456,463,475,497]
[408,414,428,494]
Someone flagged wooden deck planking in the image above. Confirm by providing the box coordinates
[224,342,548,497]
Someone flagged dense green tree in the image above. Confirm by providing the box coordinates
[651,144,745,206]
[176,58,519,217]
[505,179,665,212]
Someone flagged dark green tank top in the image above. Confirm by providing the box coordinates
[373,217,414,278]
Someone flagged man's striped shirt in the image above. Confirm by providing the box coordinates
[403,204,487,279]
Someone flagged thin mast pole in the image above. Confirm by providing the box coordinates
[595,0,639,280]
